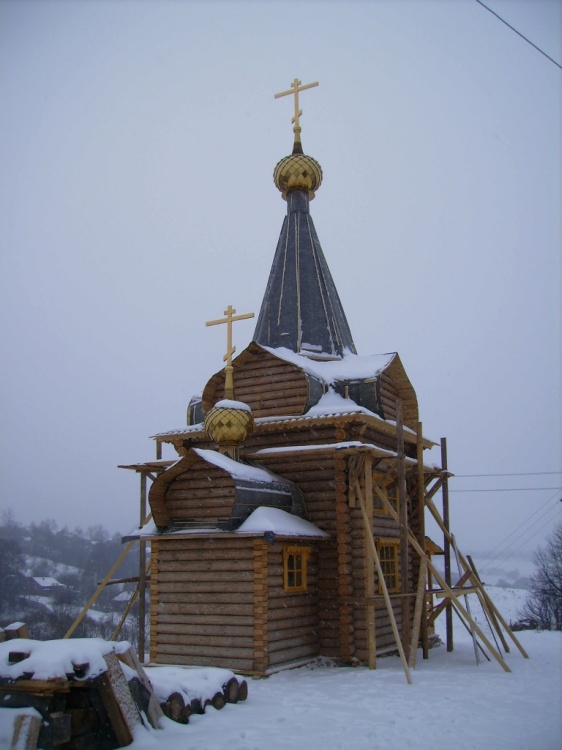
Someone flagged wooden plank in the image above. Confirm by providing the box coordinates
[117,646,164,730]
[396,399,411,662]
[10,714,41,750]
[415,421,429,659]
[64,538,140,639]
[408,556,427,668]
[440,438,453,652]
[467,554,510,653]
[4,623,30,640]
[384,497,512,673]
[425,496,528,659]
[98,653,141,747]
[357,491,413,684]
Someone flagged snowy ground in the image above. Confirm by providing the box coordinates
[1,587,560,750]
[131,587,560,750]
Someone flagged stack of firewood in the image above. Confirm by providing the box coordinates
[160,675,248,724]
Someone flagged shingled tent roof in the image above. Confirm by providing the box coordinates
[253,152,356,359]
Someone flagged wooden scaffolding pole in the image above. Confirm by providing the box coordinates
[357,486,413,684]
[396,400,410,662]
[138,472,148,662]
[416,421,429,660]
[372,484,512,672]
[64,541,137,639]
[424,496,529,659]
[441,437,453,652]
[363,455,377,669]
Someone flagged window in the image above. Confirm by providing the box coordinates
[283,546,310,593]
[376,539,400,593]
[373,479,399,517]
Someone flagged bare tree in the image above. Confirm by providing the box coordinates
[519,522,562,630]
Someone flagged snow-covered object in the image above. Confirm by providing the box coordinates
[192,448,279,484]
[236,507,329,538]
[213,399,251,411]
[31,576,65,588]
[0,638,131,681]
[265,346,395,384]
[144,665,236,705]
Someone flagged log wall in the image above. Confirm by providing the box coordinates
[150,538,256,672]
[203,348,310,419]
[266,542,320,668]
[164,463,235,525]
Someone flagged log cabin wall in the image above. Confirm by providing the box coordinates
[164,463,236,526]
[266,541,321,668]
[150,537,256,673]
[203,348,311,419]
[246,451,343,658]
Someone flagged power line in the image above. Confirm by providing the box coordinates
[474,0,562,70]
[454,471,562,478]
[474,0,562,68]
[478,492,560,565]
[450,487,561,493]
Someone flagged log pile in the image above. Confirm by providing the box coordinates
[0,642,161,748]
[159,675,248,724]
[0,624,249,748]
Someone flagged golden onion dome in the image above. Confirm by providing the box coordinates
[273,151,323,200]
[204,399,255,447]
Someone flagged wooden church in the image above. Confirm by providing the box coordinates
[122,80,526,679]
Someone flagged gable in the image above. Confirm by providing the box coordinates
[201,342,323,419]
[148,447,304,532]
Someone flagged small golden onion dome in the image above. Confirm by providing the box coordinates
[204,400,255,447]
[273,152,323,200]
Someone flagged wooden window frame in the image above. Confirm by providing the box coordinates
[372,479,400,517]
[283,546,311,593]
[376,538,400,594]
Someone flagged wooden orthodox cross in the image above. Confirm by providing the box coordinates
[274,78,319,131]
[206,305,254,398]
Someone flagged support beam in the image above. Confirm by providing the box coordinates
[441,438,453,652]
[363,456,376,669]
[138,472,148,662]
[378,494,512,672]
[409,556,428,668]
[425,496,528,659]
[357,491,413,684]
[396,400,410,662]
[416,421,429,659]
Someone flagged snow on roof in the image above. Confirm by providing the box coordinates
[32,576,65,588]
[305,388,376,417]
[214,398,251,411]
[264,346,395,384]
[236,507,329,538]
[0,638,131,681]
[193,448,282,484]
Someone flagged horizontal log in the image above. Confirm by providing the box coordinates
[155,591,253,604]
[154,652,253,672]
[156,583,253,596]
[157,632,254,649]
[156,643,254,660]
[156,601,252,615]
[156,623,254,637]
[155,560,253,574]
[268,608,317,625]
[268,643,319,666]
[155,611,254,626]
[155,538,252,552]
[267,613,318,630]
[268,633,318,654]
[157,551,252,566]
[157,570,253,585]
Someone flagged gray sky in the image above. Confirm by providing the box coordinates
[1,0,560,557]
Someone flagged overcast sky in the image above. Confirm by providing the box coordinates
[1,0,560,559]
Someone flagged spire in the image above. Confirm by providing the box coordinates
[253,80,357,359]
